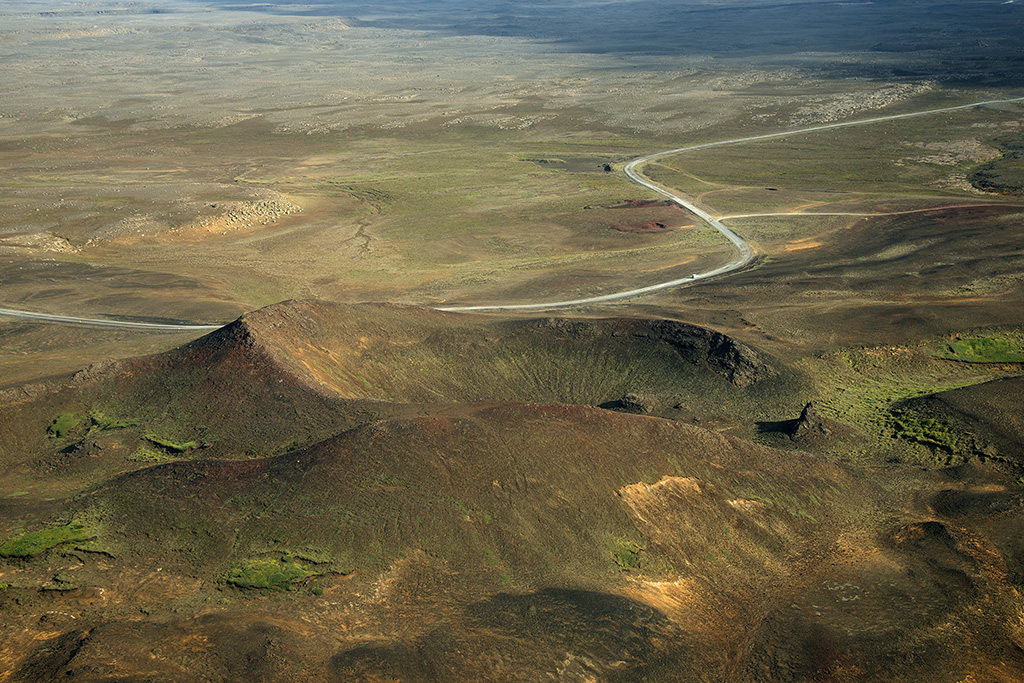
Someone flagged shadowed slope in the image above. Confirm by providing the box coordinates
[895,376,1024,469]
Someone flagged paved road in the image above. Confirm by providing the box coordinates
[0,307,223,331]
[2,96,1021,325]
[440,95,1024,312]
[721,203,1024,220]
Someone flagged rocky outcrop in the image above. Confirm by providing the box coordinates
[624,319,776,387]
[176,196,302,235]
[614,392,654,414]
[788,402,831,441]
[522,316,776,388]
[0,231,79,255]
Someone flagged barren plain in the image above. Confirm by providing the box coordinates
[2,0,1024,681]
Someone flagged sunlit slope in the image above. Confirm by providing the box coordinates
[234,300,797,415]
[83,402,854,583]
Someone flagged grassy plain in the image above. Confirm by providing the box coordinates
[5,91,1022,388]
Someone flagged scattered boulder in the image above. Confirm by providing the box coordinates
[61,439,103,458]
[620,393,654,414]
[603,393,655,414]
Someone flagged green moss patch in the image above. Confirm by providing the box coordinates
[226,557,316,591]
[889,409,965,461]
[47,412,83,439]
[0,523,94,558]
[87,410,138,434]
[610,539,645,571]
[797,336,1014,465]
[128,445,179,463]
[930,332,1024,364]
[48,409,139,439]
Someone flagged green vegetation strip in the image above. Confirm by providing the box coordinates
[0,524,94,558]
[226,557,316,591]
[889,410,961,452]
[801,341,1009,465]
[87,410,138,434]
[610,539,645,571]
[48,409,138,439]
[144,433,197,452]
[930,331,1024,363]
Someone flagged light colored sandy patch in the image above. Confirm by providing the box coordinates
[617,476,708,530]
[726,498,767,514]
[622,576,749,650]
[872,239,937,261]
[168,191,302,239]
[0,231,78,254]
[625,577,703,617]
[620,476,702,501]
[783,237,823,251]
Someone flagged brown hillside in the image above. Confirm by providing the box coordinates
[3,302,1023,681]
[0,300,797,489]
[0,311,377,490]
[2,404,1023,681]
[222,300,791,418]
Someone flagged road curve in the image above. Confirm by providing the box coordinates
[434,156,755,312]
[1,96,1021,326]
[439,95,1024,312]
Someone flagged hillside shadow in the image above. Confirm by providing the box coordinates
[202,0,1024,86]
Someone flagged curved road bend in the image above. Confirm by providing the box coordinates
[1,96,1022,325]
[439,95,1024,312]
